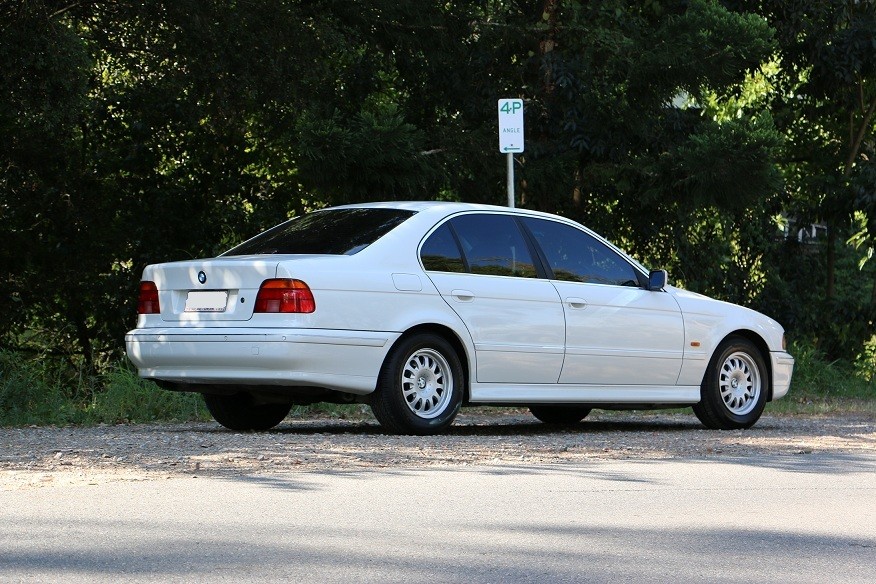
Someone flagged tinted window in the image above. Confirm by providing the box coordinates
[421,223,466,272]
[222,209,416,256]
[450,214,538,278]
[523,217,640,286]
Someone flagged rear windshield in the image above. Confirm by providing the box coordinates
[222,208,416,256]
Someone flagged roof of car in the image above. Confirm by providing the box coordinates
[329,200,568,220]
[330,201,494,211]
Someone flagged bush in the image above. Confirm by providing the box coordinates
[0,352,209,426]
[774,341,876,413]
[855,335,876,382]
[0,350,80,426]
[90,364,209,424]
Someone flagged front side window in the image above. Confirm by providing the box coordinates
[523,217,640,286]
[449,214,538,278]
[222,208,416,256]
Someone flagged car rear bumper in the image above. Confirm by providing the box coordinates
[125,327,401,395]
[770,351,795,401]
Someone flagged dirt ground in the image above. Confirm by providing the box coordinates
[1,410,874,490]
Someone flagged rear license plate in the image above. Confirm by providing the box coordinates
[184,291,228,312]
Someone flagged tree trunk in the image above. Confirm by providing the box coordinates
[826,225,836,300]
[69,301,94,371]
[871,272,876,305]
[540,0,559,96]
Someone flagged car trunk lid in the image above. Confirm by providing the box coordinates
[144,257,279,322]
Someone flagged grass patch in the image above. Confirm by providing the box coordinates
[89,365,210,424]
[769,342,876,415]
[289,403,373,420]
[0,350,81,426]
[0,350,370,427]
[0,353,209,427]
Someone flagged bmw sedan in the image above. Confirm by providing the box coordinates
[125,202,794,435]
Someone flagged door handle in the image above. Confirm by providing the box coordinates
[566,297,587,309]
[451,289,475,302]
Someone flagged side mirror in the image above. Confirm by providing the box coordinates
[648,269,667,291]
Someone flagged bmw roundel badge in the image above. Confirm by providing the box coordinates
[198,271,207,284]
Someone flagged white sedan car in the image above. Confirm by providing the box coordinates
[126,202,794,435]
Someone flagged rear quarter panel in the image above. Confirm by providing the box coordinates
[274,250,476,366]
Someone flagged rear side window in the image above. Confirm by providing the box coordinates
[222,208,416,256]
[523,217,640,286]
[449,214,538,278]
[420,223,466,273]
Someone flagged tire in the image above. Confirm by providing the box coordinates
[203,392,292,431]
[529,405,591,425]
[371,333,464,435]
[693,336,768,430]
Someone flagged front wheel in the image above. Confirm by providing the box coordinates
[370,333,464,435]
[203,393,291,431]
[693,336,768,430]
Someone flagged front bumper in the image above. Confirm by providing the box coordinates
[770,351,795,401]
[125,327,401,395]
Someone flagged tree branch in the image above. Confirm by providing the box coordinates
[50,1,94,19]
[844,96,876,177]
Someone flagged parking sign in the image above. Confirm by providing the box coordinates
[498,99,524,153]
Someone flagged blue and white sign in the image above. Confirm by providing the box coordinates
[498,98,524,153]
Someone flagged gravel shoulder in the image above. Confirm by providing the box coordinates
[1,410,874,491]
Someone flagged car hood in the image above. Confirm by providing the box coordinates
[666,284,765,317]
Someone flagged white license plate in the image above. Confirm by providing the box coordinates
[184,291,228,312]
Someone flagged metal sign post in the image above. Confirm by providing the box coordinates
[506,152,515,208]
[498,98,524,208]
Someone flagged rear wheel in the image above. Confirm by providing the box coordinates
[529,405,592,425]
[203,393,291,431]
[693,336,768,430]
[371,333,464,435]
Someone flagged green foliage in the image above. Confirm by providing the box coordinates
[0,3,102,368]
[849,167,876,267]
[675,113,783,211]
[0,351,80,426]
[0,0,874,413]
[0,351,208,426]
[748,0,876,313]
[295,104,438,202]
[290,403,372,420]
[855,335,876,383]
[90,365,209,424]
[757,228,876,359]
[773,341,876,414]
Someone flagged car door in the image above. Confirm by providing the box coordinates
[420,213,565,384]
[521,217,685,386]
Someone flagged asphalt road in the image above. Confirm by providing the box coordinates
[2,453,875,583]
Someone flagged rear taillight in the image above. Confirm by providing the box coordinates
[254,279,315,313]
[137,281,160,314]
